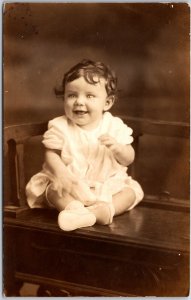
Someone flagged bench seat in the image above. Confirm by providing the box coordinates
[4,202,189,296]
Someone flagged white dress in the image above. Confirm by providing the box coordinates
[26,112,144,209]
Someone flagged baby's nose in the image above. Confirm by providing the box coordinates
[75,96,85,105]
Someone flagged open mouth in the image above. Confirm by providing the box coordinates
[73,110,88,115]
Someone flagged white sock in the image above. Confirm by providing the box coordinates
[65,200,84,210]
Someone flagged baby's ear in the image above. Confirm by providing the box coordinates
[103,96,115,111]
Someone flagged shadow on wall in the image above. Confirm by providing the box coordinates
[3,3,190,200]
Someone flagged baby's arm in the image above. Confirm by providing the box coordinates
[44,148,77,196]
[44,149,97,205]
[98,134,135,166]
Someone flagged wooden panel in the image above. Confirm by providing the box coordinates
[16,144,26,206]
[6,140,19,205]
[4,122,48,144]
[5,215,189,296]
[15,272,135,296]
[121,116,189,139]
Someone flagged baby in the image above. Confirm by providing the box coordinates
[26,59,144,231]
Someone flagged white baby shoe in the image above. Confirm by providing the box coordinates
[58,207,96,231]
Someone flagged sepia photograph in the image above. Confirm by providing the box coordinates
[3,2,190,296]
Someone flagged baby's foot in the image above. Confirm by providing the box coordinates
[88,201,115,225]
[58,207,96,231]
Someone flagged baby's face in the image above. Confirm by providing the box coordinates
[64,76,113,130]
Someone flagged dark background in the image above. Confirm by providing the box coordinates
[4,3,190,199]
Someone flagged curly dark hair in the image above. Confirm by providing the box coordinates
[55,59,118,101]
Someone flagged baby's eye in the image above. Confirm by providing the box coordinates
[67,93,77,99]
[86,94,95,99]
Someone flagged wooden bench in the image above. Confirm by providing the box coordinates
[3,116,190,296]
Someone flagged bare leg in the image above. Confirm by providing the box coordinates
[87,187,136,224]
[46,184,79,211]
[47,180,97,208]
[87,201,114,225]
[47,184,136,230]
[112,187,136,216]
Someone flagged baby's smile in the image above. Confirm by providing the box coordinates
[64,77,111,130]
[73,109,88,115]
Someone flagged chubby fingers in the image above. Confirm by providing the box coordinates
[98,134,117,147]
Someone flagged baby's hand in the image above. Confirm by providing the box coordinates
[70,181,97,206]
[99,134,135,167]
[98,134,120,152]
[53,173,78,197]
[98,134,117,147]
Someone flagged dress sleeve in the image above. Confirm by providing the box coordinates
[115,119,134,145]
[42,118,65,150]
